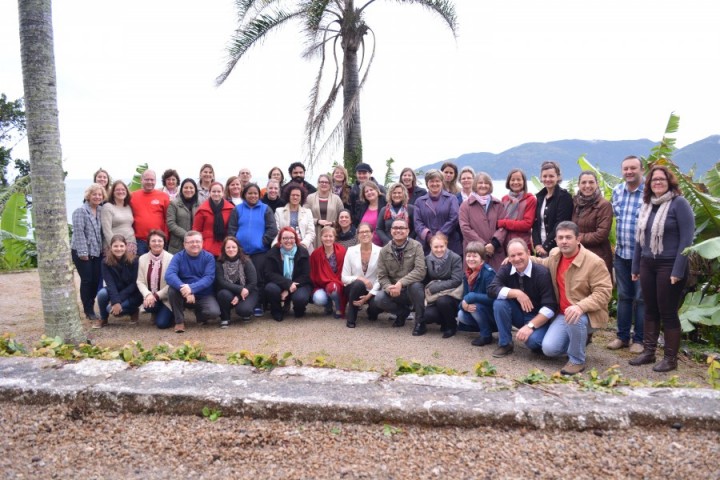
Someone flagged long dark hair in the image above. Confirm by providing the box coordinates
[219,236,248,263]
[643,164,682,203]
[179,178,199,205]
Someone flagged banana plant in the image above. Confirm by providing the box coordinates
[0,191,35,269]
[127,163,149,192]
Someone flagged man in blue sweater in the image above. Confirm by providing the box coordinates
[166,230,220,333]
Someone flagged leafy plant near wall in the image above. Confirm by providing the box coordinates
[0,191,36,269]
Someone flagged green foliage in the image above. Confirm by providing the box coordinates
[679,292,720,333]
[577,366,631,393]
[312,356,335,368]
[227,350,293,370]
[128,163,148,192]
[0,191,35,270]
[202,406,222,422]
[518,369,551,384]
[474,360,497,377]
[394,358,461,376]
[119,341,210,366]
[708,356,720,390]
[0,94,26,188]
[0,333,27,356]
[383,157,396,189]
[382,424,402,437]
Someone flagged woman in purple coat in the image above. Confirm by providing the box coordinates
[414,170,462,256]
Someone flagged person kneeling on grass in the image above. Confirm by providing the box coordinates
[215,236,258,328]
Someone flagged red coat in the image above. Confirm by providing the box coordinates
[497,192,536,251]
[192,199,234,257]
[310,243,347,314]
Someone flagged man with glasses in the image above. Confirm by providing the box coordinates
[166,230,221,333]
[375,218,426,329]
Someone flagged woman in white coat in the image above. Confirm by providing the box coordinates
[341,222,382,328]
[275,183,315,253]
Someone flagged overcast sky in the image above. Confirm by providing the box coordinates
[1,0,718,182]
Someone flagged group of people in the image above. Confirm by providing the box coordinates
[71,156,694,374]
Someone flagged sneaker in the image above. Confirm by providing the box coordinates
[471,336,493,347]
[560,361,586,375]
[407,312,415,321]
[492,344,514,358]
[253,307,264,317]
[629,342,645,354]
[220,320,229,329]
[607,338,629,350]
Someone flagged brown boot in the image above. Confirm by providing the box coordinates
[629,319,658,366]
[128,311,139,326]
[653,328,681,372]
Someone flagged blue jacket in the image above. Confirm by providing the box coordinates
[166,249,216,297]
[462,263,496,307]
[227,201,277,255]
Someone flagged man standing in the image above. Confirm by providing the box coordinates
[609,155,645,353]
[349,162,386,216]
[488,238,557,358]
[284,162,317,194]
[165,230,221,332]
[533,221,613,375]
[238,167,253,190]
[130,169,169,255]
[375,218,427,330]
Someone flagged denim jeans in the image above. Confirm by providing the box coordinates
[542,313,589,365]
[614,254,644,343]
[493,299,548,351]
[144,302,174,329]
[312,288,340,312]
[96,288,142,321]
[458,304,495,339]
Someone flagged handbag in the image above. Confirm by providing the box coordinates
[424,282,464,305]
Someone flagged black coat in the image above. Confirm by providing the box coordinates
[532,187,573,252]
[215,258,258,295]
[264,245,312,291]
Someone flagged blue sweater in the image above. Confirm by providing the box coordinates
[165,249,216,297]
[227,202,277,255]
[462,263,496,307]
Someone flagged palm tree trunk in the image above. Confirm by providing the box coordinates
[342,1,363,174]
[18,0,85,343]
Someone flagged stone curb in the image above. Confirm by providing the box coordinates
[1,357,719,430]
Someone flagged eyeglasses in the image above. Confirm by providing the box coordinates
[391,227,408,230]
[651,178,668,183]
[317,180,330,184]
[281,237,296,241]
[358,230,372,235]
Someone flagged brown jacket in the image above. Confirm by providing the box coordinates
[572,195,614,275]
[377,238,427,290]
[532,245,612,329]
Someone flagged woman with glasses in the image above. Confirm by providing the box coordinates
[264,227,312,321]
[306,173,345,249]
[275,184,315,253]
[342,222,382,328]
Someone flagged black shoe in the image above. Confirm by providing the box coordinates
[442,327,457,339]
[324,304,333,316]
[492,344,514,358]
[271,311,284,322]
[392,316,406,328]
[346,320,356,328]
[412,322,427,336]
[471,335,493,346]
[294,309,306,319]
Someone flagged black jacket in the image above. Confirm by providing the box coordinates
[532,187,573,252]
[264,245,312,291]
[215,258,258,295]
[487,262,558,316]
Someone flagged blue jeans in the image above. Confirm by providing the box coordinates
[542,313,589,365]
[144,302,174,329]
[493,299,548,351]
[136,239,149,256]
[614,254,644,343]
[96,288,142,321]
[458,304,495,339]
[312,289,340,312]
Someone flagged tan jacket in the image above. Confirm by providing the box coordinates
[305,192,345,249]
[377,238,427,290]
[136,251,174,310]
[532,245,612,328]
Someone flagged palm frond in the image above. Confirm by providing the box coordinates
[367,0,458,35]
[646,112,679,166]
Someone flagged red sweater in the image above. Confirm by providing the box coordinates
[130,189,169,241]
[192,199,235,257]
[310,243,347,313]
[498,192,536,251]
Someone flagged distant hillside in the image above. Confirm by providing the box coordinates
[420,136,720,179]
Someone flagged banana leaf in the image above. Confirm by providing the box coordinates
[679,291,720,332]
[128,163,149,192]
[0,192,34,269]
[684,237,720,260]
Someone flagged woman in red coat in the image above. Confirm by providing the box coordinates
[310,226,347,318]
[497,169,537,252]
[192,182,234,257]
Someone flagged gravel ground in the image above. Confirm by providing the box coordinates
[2,401,719,479]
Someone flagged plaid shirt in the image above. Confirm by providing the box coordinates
[71,203,103,257]
[612,181,644,259]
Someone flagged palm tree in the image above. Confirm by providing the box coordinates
[217,0,458,174]
[18,0,85,343]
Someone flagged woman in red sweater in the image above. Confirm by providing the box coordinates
[497,168,537,253]
[192,182,234,257]
[310,226,347,318]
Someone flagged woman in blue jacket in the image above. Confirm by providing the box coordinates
[96,235,143,329]
[457,241,497,347]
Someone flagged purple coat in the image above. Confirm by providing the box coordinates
[414,191,462,255]
[459,195,506,272]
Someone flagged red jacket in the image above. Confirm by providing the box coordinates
[497,192,536,251]
[310,243,347,313]
[192,199,234,257]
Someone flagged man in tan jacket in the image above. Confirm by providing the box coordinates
[532,221,612,375]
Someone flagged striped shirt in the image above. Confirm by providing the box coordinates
[612,181,644,259]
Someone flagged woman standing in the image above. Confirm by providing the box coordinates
[215,236,258,328]
[335,209,357,249]
[310,226,347,318]
[197,163,215,204]
[264,227,312,321]
[456,166,476,204]
[352,181,386,245]
[306,173,345,248]
[399,167,427,205]
[167,178,200,254]
[275,184,315,253]
[532,161,573,257]
[101,180,137,255]
[458,172,506,272]
[377,183,415,245]
[96,235,143,329]
[497,169,536,252]
[440,161,460,195]
[629,165,694,372]
[457,242,497,347]
[331,165,352,210]
[193,182,234,257]
[414,170,462,255]
[137,230,174,329]
[261,179,286,212]
[93,168,111,202]
[415,233,464,338]
[72,183,105,321]
[225,176,243,206]
[572,171,614,274]
[161,169,181,201]
[342,222,381,328]
[260,166,285,197]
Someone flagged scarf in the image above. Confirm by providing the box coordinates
[636,191,675,256]
[466,265,481,291]
[574,189,601,218]
[182,196,195,214]
[504,191,523,220]
[471,192,492,212]
[383,202,408,221]
[148,251,164,293]
[223,256,246,286]
[391,239,409,264]
[429,250,450,274]
[281,245,297,279]
[333,183,344,197]
[210,199,226,242]
[337,225,356,242]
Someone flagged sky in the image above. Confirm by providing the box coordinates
[1,0,718,182]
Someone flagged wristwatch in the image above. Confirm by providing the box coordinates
[526,321,536,330]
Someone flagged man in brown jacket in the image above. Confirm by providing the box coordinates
[375,218,427,329]
[532,221,612,375]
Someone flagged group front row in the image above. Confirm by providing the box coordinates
[94,217,616,375]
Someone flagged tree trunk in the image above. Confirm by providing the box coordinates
[18,0,85,343]
[341,2,363,174]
